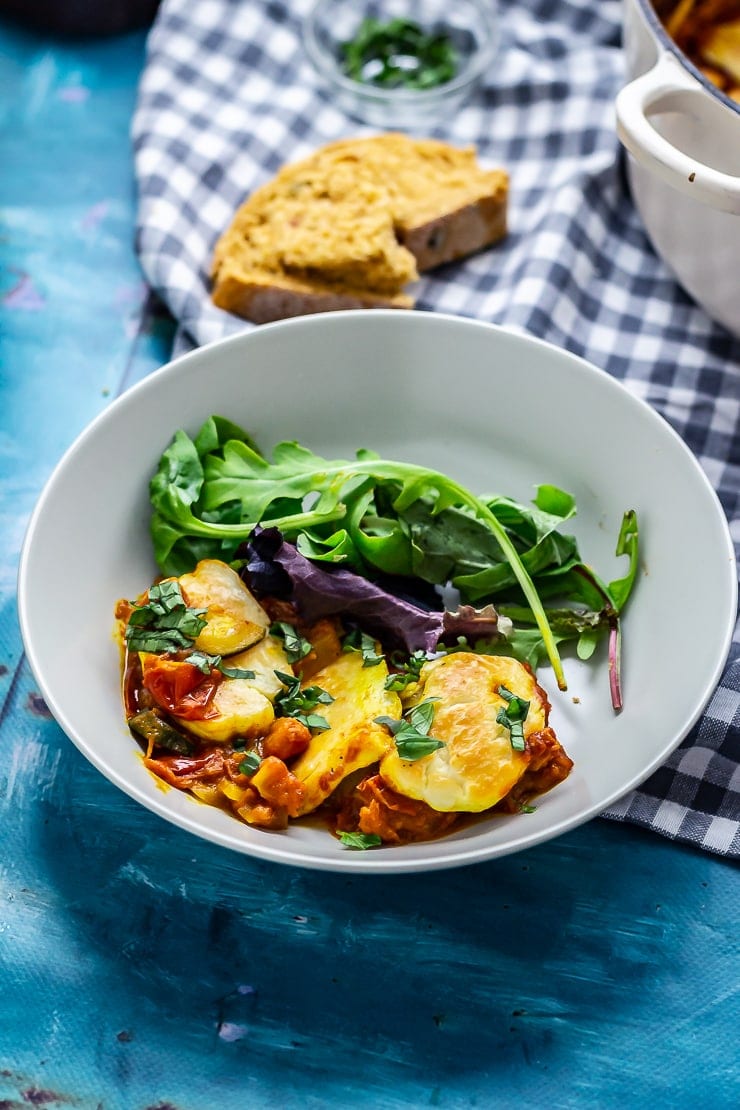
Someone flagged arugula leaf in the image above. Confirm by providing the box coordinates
[270,621,312,663]
[338,831,383,850]
[183,650,256,680]
[496,685,529,752]
[606,510,639,710]
[149,430,204,512]
[342,628,384,667]
[608,510,640,612]
[296,528,362,566]
[376,697,444,761]
[274,670,333,731]
[125,580,208,653]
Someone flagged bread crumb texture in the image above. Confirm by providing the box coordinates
[211,134,508,323]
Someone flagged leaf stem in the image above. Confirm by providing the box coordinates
[161,504,348,538]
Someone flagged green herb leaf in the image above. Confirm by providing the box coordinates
[219,663,257,680]
[183,650,255,680]
[394,733,447,760]
[384,649,427,692]
[608,509,640,612]
[375,697,444,761]
[342,627,384,667]
[295,712,331,732]
[270,620,312,663]
[340,16,458,90]
[273,670,333,731]
[338,831,383,850]
[496,685,529,752]
[238,752,261,775]
[183,650,214,673]
[125,580,208,653]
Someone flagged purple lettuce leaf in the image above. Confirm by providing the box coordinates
[241,527,504,655]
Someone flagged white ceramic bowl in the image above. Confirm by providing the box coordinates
[617,0,740,335]
[18,311,736,873]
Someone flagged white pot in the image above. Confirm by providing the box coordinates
[616,0,740,336]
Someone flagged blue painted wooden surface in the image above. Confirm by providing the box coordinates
[1,17,738,1110]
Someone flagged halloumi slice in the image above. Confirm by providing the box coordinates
[290,651,401,815]
[178,559,270,655]
[379,652,549,812]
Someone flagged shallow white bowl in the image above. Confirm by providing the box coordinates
[18,311,737,873]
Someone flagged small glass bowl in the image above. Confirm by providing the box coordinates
[304,0,499,130]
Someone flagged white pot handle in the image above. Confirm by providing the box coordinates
[616,51,740,214]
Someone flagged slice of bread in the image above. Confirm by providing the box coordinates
[211,134,508,324]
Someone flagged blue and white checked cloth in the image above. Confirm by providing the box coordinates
[132,0,740,856]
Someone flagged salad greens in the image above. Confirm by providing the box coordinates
[148,416,639,708]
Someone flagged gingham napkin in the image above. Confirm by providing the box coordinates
[132,0,740,856]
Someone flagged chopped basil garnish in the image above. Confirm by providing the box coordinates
[343,628,384,667]
[341,17,458,91]
[384,649,427,692]
[274,670,333,732]
[375,697,444,761]
[339,831,382,850]
[125,579,207,653]
[270,620,312,663]
[220,663,257,679]
[184,650,255,680]
[238,752,261,776]
[497,685,529,751]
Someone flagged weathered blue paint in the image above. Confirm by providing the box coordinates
[0,16,738,1110]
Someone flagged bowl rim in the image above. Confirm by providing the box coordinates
[303,0,500,105]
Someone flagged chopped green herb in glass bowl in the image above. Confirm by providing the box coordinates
[341,16,459,91]
[304,0,499,129]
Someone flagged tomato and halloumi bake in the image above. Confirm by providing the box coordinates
[116,558,572,848]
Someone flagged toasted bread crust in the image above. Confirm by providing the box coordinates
[212,268,412,325]
[398,188,508,272]
[211,134,508,324]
